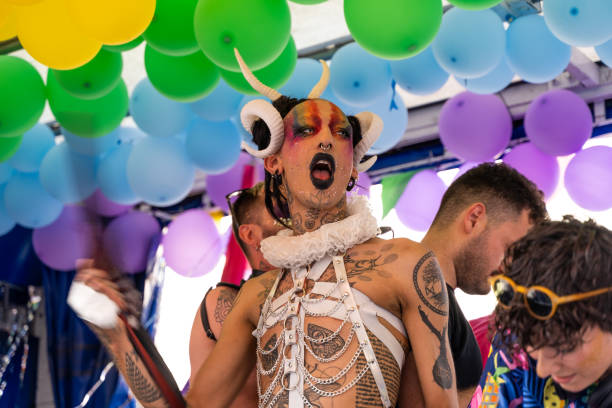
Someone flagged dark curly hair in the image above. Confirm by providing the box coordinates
[493,216,612,354]
[250,96,363,227]
[431,162,548,229]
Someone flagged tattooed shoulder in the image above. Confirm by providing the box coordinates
[413,251,448,316]
[214,287,237,325]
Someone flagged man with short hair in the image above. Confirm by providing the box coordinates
[399,162,548,408]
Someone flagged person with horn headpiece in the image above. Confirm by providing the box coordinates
[68,50,459,408]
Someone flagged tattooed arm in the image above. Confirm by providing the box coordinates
[396,244,458,408]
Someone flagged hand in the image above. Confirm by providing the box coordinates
[589,372,612,408]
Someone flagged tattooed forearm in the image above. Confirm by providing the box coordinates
[214,288,236,325]
[418,306,453,390]
[125,351,163,403]
[307,324,346,359]
[413,252,448,316]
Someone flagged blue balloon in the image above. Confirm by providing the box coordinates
[280,58,327,98]
[130,78,192,137]
[0,162,13,184]
[432,8,505,79]
[117,126,147,143]
[366,92,408,154]
[595,38,612,68]
[39,142,98,203]
[63,127,122,157]
[186,119,241,174]
[126,136,195,207]
[330,43,392,107]
[9,123,56,173]
[4,172,63,228]
[456,56,515,94]
[506,14,571,84]
[390,46,449,95]
[189,78,243,122]
[0,184,15,235]
[97,142,141,205]
[543,0,612,47]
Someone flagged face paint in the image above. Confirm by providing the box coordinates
[286,101,322,148]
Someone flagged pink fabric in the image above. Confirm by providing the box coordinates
[469,314,493,370]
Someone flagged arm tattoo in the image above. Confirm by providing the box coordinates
[214,288,236,325]
[418,306,453,390]
[307,324,346,359]
[125,351,162,403]
[413,251,448,316]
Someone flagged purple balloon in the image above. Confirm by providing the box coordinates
[564,146,612,211]
[355,172,372,197]
[84,189,132,217]
[395,170,447,231]
[205,152,264,212]
[162,209,223,277]
[32,206,102,271]
[439,92,512,162]
[524,90,592,156]
[103,211,160,274]
[503,142,559,200]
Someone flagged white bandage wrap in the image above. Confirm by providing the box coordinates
[67,281,119,329]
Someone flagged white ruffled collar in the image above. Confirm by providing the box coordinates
[261,195,379,270]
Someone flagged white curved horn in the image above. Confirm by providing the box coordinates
[308,59,330,98]
[234,48,282,101]
[240,99,284,158]
[353,112,383,172]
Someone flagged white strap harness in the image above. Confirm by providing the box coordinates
[254,255,406,408]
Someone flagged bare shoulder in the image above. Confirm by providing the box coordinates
[233,269,283,323]
[204,286,239,335]
[357,237,431,268]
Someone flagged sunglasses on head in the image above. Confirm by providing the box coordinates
[489,275,612,320]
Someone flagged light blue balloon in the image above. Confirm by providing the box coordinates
[543,0,612,47]
[186,119,241,174]
[456,56,514,94]
[506,14,571,84]
[63,127,122,157]
[390,46,449,95]
[39,142,98,204]
[0,184,15,235]
[280,58,327,98]
[330,43,392,107]
[595,38,612,68]
[97,142,141,205]
[126,136,195,207]
[117,126,147,143]
[4,172,63,228]
[9,123,55,173]
[432,8,505,79]
[366,92,408,154]
[130,78,193,137]
[0,163,13,184]
[189,78,243,122]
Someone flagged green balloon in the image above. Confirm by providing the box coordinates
[47,72,128,138]
[143,0,199,56]
[448,0,502,10]
[344,0,443,60]
[194,0,291,72]
[290,0,327,3]
[220,37,297,95]
[51,49,123,100]
[0,135,23,162]
[0,56,46,139]
[145,45,220,102]
[103,36,144,53]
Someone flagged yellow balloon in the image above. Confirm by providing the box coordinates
[65,0,155,45]
[16,0,101,70]
[0,3,18,41]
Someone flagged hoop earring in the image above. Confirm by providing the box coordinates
[346,177,356,191]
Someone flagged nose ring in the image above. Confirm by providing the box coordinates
[319,143,332,151]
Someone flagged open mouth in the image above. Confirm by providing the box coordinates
[309,153,335,190]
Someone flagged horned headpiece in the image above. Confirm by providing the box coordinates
[235,49,382,173]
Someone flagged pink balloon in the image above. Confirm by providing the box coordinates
[439,92,512,162]
[103,212,161,274]
[395,170,447,231]
[564,146,612,211]
[84,190,132,217]
[524,89,592,156]
[162,209,223,277]
[503,142,559,200]
[355,172,372,197]
[32,206,102,271]
[205,153,265,212]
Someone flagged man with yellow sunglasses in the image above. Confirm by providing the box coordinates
[474,217,612,408]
